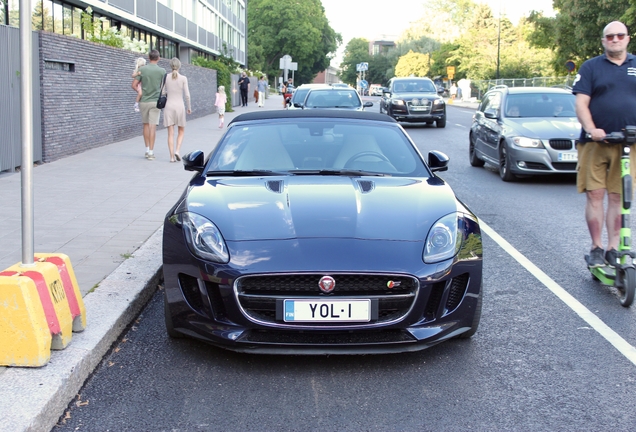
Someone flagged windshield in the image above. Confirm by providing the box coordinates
[304,90,362,108]
[208,120,429,177]
[392,79,436,93]
[505,93,576,118]
[291,88,310,103]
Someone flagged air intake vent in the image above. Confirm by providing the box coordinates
[357,180,374,193]
[266,180,283,193]
[549,139,574,150]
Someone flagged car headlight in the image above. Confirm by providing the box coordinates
[423,213,462,263]
[182,212,229,263]
[433,98,444,106]
[392,99,405,105]
[511,137,544,149]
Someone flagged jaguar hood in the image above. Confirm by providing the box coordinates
[184,176,457,242]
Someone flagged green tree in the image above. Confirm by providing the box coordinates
[394,50,432,77]
[528,0,631,73]
[247,0,341,85]
[339,38,371,85]
[367,54,393,85]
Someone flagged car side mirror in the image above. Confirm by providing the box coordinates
[363,101,374,107]
[484,108,498,119]
[294,103,303,108]
[428,150,449,172]
[183,150,206,173]
[437,88,445,95]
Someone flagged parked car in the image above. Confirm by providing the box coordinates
[380,77,446,127]
[469,86,580,181]
[370,84,384,96]
[162,110,483,354]
[287,83,331,110]
[299,87,373,111]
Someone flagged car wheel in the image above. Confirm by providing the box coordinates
[456,283,482,339]
[436,117,446,128]
[164,291,184,339]
[499,143,517,182]
[469,133,485,167]
[379,103,383,114]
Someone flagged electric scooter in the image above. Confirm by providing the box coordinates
[585,125,636,307]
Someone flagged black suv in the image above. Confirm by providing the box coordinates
[380,77,446,127]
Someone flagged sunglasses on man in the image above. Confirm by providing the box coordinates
[604,33,628,41]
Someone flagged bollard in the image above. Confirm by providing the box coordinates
[0,258,78,366]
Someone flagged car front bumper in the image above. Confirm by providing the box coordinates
[162,220,483,354]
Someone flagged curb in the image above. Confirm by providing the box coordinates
[0,228,163,432]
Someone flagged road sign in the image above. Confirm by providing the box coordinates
[447,66,455,79]
[565,60,576,72]
[356,62,368,72]
[359,80,368,89]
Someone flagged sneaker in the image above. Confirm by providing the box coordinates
[145,152,149,159]
[147,153,155,160]
[605,248,619,268]
[586,246,605,268]
[174,153,181,161]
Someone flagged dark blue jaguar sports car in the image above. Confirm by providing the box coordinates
[162,110,483,354]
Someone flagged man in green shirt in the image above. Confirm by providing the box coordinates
[132,49,166,160]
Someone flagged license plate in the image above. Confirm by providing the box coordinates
[283,299,370,322]
[558,152,578,161]
[410,106,430,111]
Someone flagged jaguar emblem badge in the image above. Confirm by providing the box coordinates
[318,276,336,293]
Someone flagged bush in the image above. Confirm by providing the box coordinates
[192,57,233,113]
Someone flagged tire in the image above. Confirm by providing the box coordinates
[164,291,184,338]
[379,103,384,114]
[618,266,635,307]
[457,284,482,339]
[499,143,517,182]
[469,133,485,167]
[436,117,446,128]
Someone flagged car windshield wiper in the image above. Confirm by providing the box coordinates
[291,169,389,177]
[206,170,291,177]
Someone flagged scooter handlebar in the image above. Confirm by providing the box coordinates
[585,128,636,144]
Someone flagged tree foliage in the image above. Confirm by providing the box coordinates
[338,38,371,85]
[247,0,341,86]
[527,0,632,73]
[395,50,431,77]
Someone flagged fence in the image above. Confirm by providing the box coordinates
[469,76,577,101]
[0,26,43,173]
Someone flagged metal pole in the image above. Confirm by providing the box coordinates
[20,0,35,267]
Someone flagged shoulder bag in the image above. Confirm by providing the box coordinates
[156,74,168,109]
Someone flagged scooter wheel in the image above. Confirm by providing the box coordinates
[618,267,635,307]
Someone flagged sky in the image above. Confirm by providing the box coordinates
[320,0,556,66]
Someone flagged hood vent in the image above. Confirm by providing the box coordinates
[357,180,375,193]
[266,180,284,193]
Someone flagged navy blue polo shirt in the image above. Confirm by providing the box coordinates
[572,53,636,141]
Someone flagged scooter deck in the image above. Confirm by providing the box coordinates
[585,254,617,285]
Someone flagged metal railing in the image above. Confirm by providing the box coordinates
[468,76,577,101]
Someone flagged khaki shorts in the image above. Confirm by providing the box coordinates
[140,102,160,125]
[576,141,636,194]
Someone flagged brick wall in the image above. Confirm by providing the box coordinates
[39,32,217,162]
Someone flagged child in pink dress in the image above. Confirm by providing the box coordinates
[215,86,227,128]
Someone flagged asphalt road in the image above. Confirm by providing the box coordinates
[53,101,636,431]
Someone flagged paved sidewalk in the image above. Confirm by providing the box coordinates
[0,95,284,432]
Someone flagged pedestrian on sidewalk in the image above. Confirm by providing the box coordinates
[162,57,191,163]
[131,57,146,112]
[257,76,267,107]
[132,49,166,160]
[238,72,249,106]
[215,86,227,128]
[450,82,457,100]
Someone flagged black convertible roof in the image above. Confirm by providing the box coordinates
[228,109,397,126]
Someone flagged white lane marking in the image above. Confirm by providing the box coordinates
[455,124,466,128]
[480,221,636,366]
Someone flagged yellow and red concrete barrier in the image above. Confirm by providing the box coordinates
[0,253,86,367]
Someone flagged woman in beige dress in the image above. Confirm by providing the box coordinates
[162,58,191,162]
